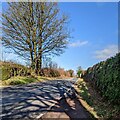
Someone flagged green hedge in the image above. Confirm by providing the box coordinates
[82,53,120,104]
[1,61,64,80]
[1,61,31,80]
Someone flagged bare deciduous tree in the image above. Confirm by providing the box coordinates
[2,2,69,74]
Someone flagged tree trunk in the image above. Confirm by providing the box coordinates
[35,58,39,75]
[34,43,37,74]
[39,53,42,75]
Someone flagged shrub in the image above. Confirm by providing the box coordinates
[41,68,60,77]
[2,67,11,80]
[83,53,120,104]
[1,61,30,80]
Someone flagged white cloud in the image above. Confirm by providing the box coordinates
[94,45,118,60]
[69,41,88,47]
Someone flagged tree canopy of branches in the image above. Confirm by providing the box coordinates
[2,2,69,74]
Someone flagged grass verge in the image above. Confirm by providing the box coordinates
[1,76,72,87]
[75,78,120,119]
[1,76,53,86]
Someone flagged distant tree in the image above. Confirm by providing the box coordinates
[68,69,74,77]
[42,57,51,68]
[2,2,69,74]
[48,61,58,69]
[58,67,65,77]
[77,66,82,78]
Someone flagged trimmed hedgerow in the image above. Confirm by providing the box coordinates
[83,53,120,104]
[1,61,30,80]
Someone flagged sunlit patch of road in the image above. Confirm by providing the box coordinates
[1,79,77,119]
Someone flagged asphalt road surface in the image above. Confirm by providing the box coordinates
[1,78,94,119]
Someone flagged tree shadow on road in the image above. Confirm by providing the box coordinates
[41,82,96,120]
[2,80,96,120]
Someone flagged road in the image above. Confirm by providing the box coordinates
[1,78,94,119]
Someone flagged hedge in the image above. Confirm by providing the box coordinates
[82,53,120,104]
[1,61,30,80]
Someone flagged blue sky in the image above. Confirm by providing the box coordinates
[53,2,118,71]
[2,2,118,72]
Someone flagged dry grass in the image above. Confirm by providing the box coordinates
[74,78,99,119]
[75,78,120,119]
